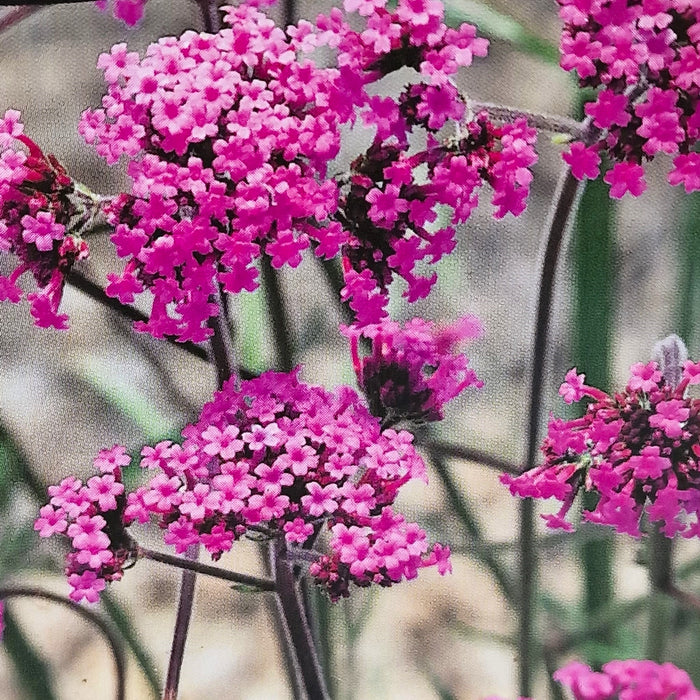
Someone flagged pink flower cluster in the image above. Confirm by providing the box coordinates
[340,113,537,323]
[553,659,700,699]
[37,370,450,603]
[34,445,131,602]
[95,0,148,25]
[75,0,534,337]
[502,359,700,537]
[559,0,700,197]
[343,316,483,424]
[0,110,89,329]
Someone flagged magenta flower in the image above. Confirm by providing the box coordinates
[503,359,700,537]
[553,659,700,700]
[39,370,449,601]
[78,2,524,332]
[558,0,700,196]
[344,316,483,424]
[94,0,147,26]
[0,110,90,329]
[340,113,537,322]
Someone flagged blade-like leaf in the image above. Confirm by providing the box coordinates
[101,592,161,699]
[2,608,57,700]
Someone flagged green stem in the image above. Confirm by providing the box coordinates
[424,439,520,475]
[572,173,616,663]
[645,529,675,661]
[261,257,295,373]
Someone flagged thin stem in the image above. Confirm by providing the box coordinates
[428,448,515,602]
[424,439,521,475]
[163,544,198,700]
[261,257,295,373]
[195,0,221,33]
[208,285,238,387]
[0,586,126,700]
[467,100,585,139]
[163,280,238,700]
[272,538,330,700]
[519,167,583,696]
[665,584,700,615]
[67,270,210,363]
[138,547,276,591]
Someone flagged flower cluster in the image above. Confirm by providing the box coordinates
[502,359,700,537]
[559,0,700,196]
[343,315,483,424]
[34,445,131,602]
[339,113,537,323]
[76,0,535,338]
[553,659,700,699]
[0,110,91,329]
[37,370,450,603]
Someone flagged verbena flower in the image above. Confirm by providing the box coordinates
[553,659,700,699]
[78,1,535,336]
[339,113,537,323]
[558,0,700,197]
[502,359,700,537]
[95,0,148,25]
[38,370,450,603]
[0,110,91,329]
[343,315,483,423]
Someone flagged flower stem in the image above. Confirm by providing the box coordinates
[424,439,520,475]
[271,538,331,700]
[137,547,276,591]
[519,167,583,695]
[163,279,238,700]
[0,585,126,700]
[467,99,585,138]
[67,270,210,363]
[195,0,221,33]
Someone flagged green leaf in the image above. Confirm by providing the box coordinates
[2,608,57,700]
[77,361,179,444]
[444,0,559,64]
[0,421,45,505]
[0,525,38,573]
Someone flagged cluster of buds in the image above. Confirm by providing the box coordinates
[339,114,537,323]
[343,315,483,424]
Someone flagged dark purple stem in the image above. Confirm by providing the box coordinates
[519,168,582,696]
[0,586,126,700]
[272,538,330,700]
[138,547,276,591]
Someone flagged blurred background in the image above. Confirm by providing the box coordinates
[0,0,699,698]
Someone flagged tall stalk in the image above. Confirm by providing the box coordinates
[520,168,582,694]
